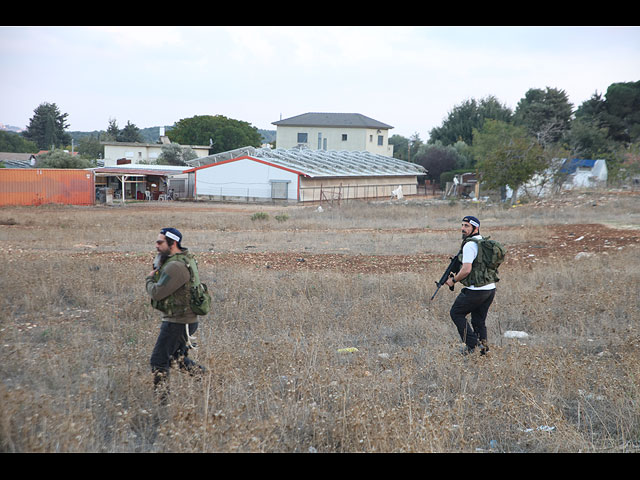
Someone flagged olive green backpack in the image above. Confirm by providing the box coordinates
[459,236,506,287]
[182,254,212,316]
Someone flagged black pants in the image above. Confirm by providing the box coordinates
[450,288,496,351]
[150,321,200,376]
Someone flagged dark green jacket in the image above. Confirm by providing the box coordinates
[146,249,198,323]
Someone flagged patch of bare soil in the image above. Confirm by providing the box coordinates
[194,223,640,273]
[3,223,638,274]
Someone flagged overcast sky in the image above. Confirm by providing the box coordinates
[1,26,639,140]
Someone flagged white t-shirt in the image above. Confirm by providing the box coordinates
[461,235,495,290]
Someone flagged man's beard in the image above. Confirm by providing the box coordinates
[153,252,169,269]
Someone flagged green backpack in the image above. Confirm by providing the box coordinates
[459,236,506,287]
[183,254,212,316]
[477,236,506,271]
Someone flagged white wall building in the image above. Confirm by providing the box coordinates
[185,147,425,203]
[272,113,394,157]
[101,142,211,166]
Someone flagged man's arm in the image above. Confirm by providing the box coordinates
[445,241,477,287]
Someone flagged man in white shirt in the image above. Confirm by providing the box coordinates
[445,215,496,355]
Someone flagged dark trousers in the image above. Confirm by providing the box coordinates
[450,288,496,351]
[150,321,200,378]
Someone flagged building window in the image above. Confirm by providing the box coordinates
[369,135,373,142]
[342,134,348,141]
[378,135,384,146]
[270,180,290,199]
[297,133,308,143]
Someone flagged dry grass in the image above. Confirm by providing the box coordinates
[1,190,639,452]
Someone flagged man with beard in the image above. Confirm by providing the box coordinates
[146,227,205,403]
[445,216,497,356]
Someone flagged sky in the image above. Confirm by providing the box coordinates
[1,26,639,140]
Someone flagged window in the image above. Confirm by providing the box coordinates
[270,180,290,199]
[342,134,348,141]
[378,135,384,146]
[297,133,308,143]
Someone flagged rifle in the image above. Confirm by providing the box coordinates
[430,248,462,301]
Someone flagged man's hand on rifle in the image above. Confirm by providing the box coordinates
[445,273,456,288]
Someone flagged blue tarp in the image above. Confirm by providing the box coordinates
[560,158,597,174]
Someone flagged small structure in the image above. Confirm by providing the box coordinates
[185,147,426,203]
[512,158,609,200]
[444,172,478,199]
[92,164,190,203]
[559,159,607,188]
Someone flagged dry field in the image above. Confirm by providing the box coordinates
[1,189,639,452]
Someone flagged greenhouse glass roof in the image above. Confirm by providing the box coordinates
[188,147,426,178]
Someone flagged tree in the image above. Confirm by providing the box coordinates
[105,118,119,141]
[472,119,546,204]
[429,96,513,146]
[22,102,71,150]
[157,144,197,166]
[602,81,640,144]
[103,119,144,143]
[565,117,613,159]
[36,150,94,169]
[168,115,262,153]
[76,135,104,160]
[390,134,409,161]
[0,131,38,153]
[118,121,144,143]
[513,87,573,146]
[411,142,463,185]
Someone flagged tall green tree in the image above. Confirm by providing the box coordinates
[168,115,262,153]
[428,96,513,146]
[22,102,71,150]
[601,80,640,144]
[513,87,573,146]
[472,119,546,204]
[118,121,144,143]
[105,118,120,141]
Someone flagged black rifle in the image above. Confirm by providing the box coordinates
[430,248,462,301]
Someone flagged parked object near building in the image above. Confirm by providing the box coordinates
[0,169,94,206]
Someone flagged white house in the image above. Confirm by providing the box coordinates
[512,158,608,199]
[272,113,394,157]
[560,158,607,188]
[101,129,211,166]
[184,147,425,203]
[101,141,211,167]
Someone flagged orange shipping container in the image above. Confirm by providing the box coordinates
[0,169,95,206]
